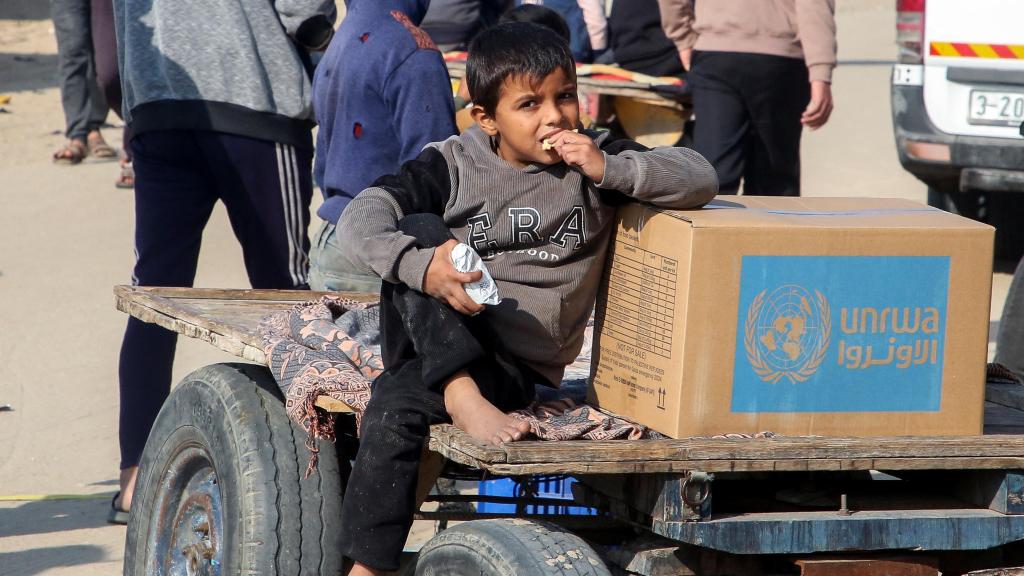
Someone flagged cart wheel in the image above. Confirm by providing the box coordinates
[123,363,344,576]
[410,519,610,575]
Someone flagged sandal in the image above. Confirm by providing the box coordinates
[87,131,117,160]
[52,139,87,165]
[116,159,135,189]
[107,491,129,525]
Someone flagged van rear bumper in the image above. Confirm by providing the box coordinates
[892,84,1024,192]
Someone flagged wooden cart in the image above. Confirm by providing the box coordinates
[115,286,1024,576]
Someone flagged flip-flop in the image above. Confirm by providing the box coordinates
[115,160,135,189]
[52,140,87,165]
[107,491,129,525]
[87,133,117,160]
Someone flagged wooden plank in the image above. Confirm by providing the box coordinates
[498,435,1024,465]
[796,557,939,576]
[116,292,268,363]
[114,285,379,364]
[115,285,374,302]
[477,457,1024,476]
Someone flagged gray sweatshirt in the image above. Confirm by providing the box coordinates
[113,0,337,148]
[339,125,718,384]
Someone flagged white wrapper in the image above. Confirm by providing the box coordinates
[450,243,501,306]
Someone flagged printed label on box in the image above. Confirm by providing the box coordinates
[731,256,950,413]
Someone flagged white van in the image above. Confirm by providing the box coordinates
[892,0,1024,256]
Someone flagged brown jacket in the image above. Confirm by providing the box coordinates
[657,0,837,82]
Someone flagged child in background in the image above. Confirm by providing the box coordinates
[334,22,717,575]
[309,0,458,293]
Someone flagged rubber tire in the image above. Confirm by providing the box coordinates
[123,362,344,576]
[411,519,611,576]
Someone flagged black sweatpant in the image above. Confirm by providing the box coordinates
[339,214,538,572]
[117,130,312,469]
[688,51,811,196]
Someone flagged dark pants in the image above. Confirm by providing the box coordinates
[688,51,810,196]
[339,214,538,572]
[89,0,130,157]
[50,0,107,140]
[117,130,313,469]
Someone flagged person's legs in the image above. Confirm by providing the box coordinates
[117,131,219,510]
[341,214,534,573]
[203,134,312,289]
[308,221,383,293]
[89,0,120,117]
[996,256,1024,377]
[688,51,751,194]
[51,0,105,141]
[739,54,810,197]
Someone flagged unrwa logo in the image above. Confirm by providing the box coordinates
[744,285,831,384]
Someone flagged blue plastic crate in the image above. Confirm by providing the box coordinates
[477,476,597,515]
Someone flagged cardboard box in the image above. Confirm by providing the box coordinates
[589,197,994,437]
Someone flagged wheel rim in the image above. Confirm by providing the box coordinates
[147,444,224,576]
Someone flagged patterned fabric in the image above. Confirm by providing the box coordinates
[259,295,773,473]
[391,10,438,51]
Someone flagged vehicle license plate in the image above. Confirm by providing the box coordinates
[968,90,1024,127]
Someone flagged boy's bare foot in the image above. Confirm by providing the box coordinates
[443,371,532,445]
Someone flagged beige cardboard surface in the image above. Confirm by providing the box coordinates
[590,197,994,438]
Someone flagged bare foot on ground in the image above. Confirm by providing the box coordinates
[443,371,531,445]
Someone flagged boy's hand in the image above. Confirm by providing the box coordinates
[424,239,485,315]
[549,130,606,182]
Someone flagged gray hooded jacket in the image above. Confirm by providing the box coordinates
[113,0,337,148]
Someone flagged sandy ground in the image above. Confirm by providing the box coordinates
[0,0,1013,574]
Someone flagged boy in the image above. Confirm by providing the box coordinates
[336,22,718,575]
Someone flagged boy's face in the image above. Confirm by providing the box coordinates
[472,67,580,169]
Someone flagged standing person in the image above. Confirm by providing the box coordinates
[606,0,685,77]
[308,0,458,294]
[658,0,836,196]
[50,0,117,164]
[109,0,337,524]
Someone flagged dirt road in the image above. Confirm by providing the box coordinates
[0,1,1010,574]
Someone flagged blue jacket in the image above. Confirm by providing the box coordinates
[313,0,458,223]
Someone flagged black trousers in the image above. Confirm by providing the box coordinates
[117,130,312,469]
[339,214,538,572]
[688,51,811,196]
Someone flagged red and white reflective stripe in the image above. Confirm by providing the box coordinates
[930,42,1024,59]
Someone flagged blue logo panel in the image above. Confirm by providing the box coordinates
[731,256,950,413]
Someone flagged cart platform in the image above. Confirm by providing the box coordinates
[114,285,1024,477]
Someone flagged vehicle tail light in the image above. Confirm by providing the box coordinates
[897,0,926,64]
